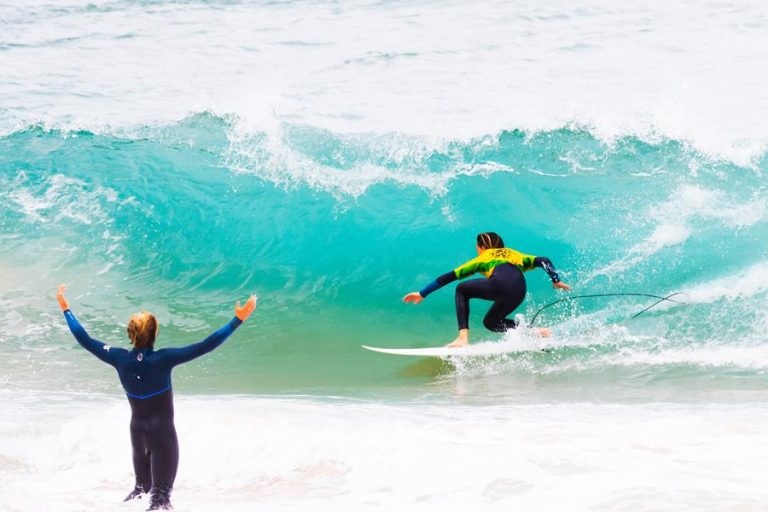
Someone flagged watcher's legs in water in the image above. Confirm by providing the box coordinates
[126,420,152,501]
[148,483,173,511]
[147,419,179,510]
[127,392,179,510]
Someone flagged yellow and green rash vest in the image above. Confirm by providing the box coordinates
[418,247,561,297]
[454,248,538,279]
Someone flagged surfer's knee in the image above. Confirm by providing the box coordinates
[455,281,470,297]
[482,314,516,332]
[482,315,501,332]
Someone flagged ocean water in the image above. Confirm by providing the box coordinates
[1,1,767,510]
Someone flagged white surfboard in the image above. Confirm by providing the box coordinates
[361,341,548,357]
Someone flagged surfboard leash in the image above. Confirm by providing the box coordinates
[528,292,686,327]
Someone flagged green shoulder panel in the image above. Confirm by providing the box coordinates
[453,257,482,279]
[453,255,503,279]
[521,254,537,271]
[454,257,487,279]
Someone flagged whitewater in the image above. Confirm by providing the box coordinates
[1,1,767,510]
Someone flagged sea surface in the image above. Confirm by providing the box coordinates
[1,1,767,510]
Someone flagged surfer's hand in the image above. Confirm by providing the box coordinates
[402,292,424,304]
[235,295,257,321]
[553,282,571,291]
[56,284,70,311]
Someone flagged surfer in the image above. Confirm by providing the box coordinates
[402,232,570,347]
[56,284,256,510]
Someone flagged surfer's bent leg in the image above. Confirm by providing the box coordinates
[482,264,527,332]
[482,300,523,332]
[455,278,497,329]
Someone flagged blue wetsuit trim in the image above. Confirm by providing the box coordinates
[419,271,457,297]
[534,256,561,283]
[419,280,439,297]
[125,385,172,400]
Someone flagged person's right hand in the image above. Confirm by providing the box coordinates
[235,295,257,321]
[56,284,70,311]
[402,292,424,304]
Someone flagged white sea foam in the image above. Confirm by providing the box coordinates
[584,185,768,282]
[2,1,768,163]
[1,392,767,512]
[2,172,131,275]
[682,262,768,304]
[600,343,768,369]
[4,172,137,230]
[225,124,457,198]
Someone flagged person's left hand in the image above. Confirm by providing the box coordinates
[402,292,424,304]
[235,295,257,321]
[56,284,70,311]
[553,282,571,291]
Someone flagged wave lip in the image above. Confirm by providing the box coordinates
[3,1,768,163]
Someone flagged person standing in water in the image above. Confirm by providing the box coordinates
[403,232,570,347]
[56,284,256,510]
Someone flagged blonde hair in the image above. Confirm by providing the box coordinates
[127,311,158,349]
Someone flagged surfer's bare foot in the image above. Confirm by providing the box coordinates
[536,327,551,337]
[445,329,469,348]
[445,338,468,348]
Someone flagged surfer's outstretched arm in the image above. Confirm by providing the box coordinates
[419,271,457,297]
[57,284,125,366]
[403,271,457,304]
[532,256,570,290]
[403,252,489,303]
[158,295,256,367]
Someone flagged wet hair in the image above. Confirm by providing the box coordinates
[127,311,158,349]
[476,232,504,249]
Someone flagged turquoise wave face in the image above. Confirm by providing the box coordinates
[1,114,767,396]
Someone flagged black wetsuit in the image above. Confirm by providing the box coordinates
[453,263,528,331]
[63,309,242,509]
[418,248,561,331]
[126,391,178,506]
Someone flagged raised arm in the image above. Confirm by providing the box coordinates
[158,295,256,367]
[58,284,125,366]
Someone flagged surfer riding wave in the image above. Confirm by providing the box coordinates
[403,232,570,347]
